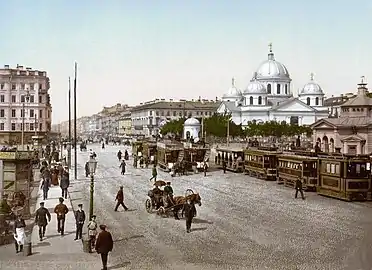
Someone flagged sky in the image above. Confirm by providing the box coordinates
[1,0,371,124]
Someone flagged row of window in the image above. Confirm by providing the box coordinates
[247,96,266,105]
[0,94,43,103]
[306,97,323,106]
[267,84,289,95]
[0,109,45,118]
[0,122,42,131]
[152,110,212,117]
[0,83,44,91]
[342,107,372,112]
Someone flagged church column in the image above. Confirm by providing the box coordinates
[343,142,348,154]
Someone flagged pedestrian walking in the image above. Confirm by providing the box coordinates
[13,213,26,253]
[95,225,114,270]
[119,160,126,175]
[203,161,208,177]
[54,197,69,236]
[149,165,157,181]
[60,168,70,199]
[74,204,86,240]
[182,199,196,233]
[222,160,227,173]
[41,176,50,201]
[114,186,128,211]
[124,150,129,160]
[35,202,51,241]
[117,150,122,161]
[85,161,90,177]
[295,177,305,200]
[87,215,98,249]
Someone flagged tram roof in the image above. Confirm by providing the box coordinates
[216,147,244,153]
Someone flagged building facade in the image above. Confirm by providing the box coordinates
[131,99,220,137]
[0,64,52,144]
[118,109,132,136]
[311,79,372,155]
[217,45,328,126]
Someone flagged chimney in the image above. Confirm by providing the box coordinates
[198,96,201,101]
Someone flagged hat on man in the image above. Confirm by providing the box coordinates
[40,202,45,206]
[78,203,83,207]
[167,182,171,185]
[120,186,123,189]
[59,197,64,202]
[99,225,106,230]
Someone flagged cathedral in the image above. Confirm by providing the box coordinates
[217,44,329,126]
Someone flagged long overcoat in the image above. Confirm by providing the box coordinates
[35,207,51,226]
[95,230,113,254]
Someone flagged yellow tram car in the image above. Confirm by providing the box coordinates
[156,142,184,172]
[142,141,157,165]
[183,143,210,171]
[277,151,318,191]
[317,154,371,201]
[215,147,245,172]
[244,147,280,180]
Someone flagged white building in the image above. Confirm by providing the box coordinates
[0,64,52,144]
[183,118,201,140]
[217,45,328,126]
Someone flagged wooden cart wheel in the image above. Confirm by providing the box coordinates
[145,199,152,213]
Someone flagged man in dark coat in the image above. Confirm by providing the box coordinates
[41,177,50,200]
[60,169,70,199]
[95,225,114,270]
[54,197,69,236]
[295,177,305,200]
[222,160,227,173]
[74,204,86,240]
[114,186,128,211]
[182,199,196,233]
[117,150,122,161]
[119,160,126,175]
[203,161,208,177]
[35,202,51,241]
[85,162,90,177]
[149,165,157,181]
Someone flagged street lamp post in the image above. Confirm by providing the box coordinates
[88,155,97,220]
[21,89,30,150]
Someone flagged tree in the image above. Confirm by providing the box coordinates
[160,118,185,136]
[204,113,244,138]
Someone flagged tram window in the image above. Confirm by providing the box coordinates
[326,163,331,173]
[335,164,340,174]
[367,163,371,171]
[331,164,335,174]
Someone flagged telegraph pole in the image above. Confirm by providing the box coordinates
[227,120,230,146]
[73,62,78,179]
[68,77,72,169]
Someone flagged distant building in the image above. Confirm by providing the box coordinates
[311,78,372,155]
[324,93,357,118]
[218,44,328,126]
[118,109,132,136]
[0,64,52,144]
[131,98,220,137]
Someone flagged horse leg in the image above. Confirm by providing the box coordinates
[173,208,180,220]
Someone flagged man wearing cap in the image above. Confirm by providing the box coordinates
[164,182,174,205]
[60,169,70,199]
[35,202,51,241]
[95,224,114,270]
[114,186,128,211]
[54,197,69,236]
[74,204,86,240]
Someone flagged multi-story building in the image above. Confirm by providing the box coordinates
[0,64,52,144]
[325,92,357,118]
[100,103,129,137]
[118,109,132,136]
[131,98,220,137]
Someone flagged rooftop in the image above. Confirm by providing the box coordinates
[132,98,220,111]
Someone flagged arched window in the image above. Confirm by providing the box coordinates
[277,84,281,94]
[249,96,253,105]
[315,97,319,105]
[306,97,310,105]
[186,131,190,139]
[258,96,262,105]
[285,84,288,94]
[267,84,272,94]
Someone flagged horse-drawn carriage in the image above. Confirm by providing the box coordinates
[145,180,201,219]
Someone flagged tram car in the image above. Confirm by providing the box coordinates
[142,141,157,165]
[183,143,211,172]
[317,153,371,201]
[277,151,318,191]
[215,147,245,172]
[244,147,280,180]
[156,141,184,172]
[132,141,144,157]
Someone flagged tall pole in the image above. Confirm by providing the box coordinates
[68,77,72,168]
[74,62,78,179]
[89,173,94,220]
[21,102,25,150]
[227,120,230,146]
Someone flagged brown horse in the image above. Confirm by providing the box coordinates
[171,193,202,220]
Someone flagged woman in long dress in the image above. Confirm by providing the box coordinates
[51,167,59,186]
[13,213,26,253]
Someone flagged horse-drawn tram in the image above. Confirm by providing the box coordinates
[317,154,371,201]
[277,151,318,191]
[142,141,157,165]
[156,142,184,172]
[215,147,245,172]
[183,143,210,171]
[244,147,280,180]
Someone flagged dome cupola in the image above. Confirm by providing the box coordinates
[222,77,242,101]
[244,74,267,95]
[300,73,324,95]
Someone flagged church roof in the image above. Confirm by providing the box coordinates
[314,117,372,128]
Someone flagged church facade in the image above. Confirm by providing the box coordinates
[217,44,329,126]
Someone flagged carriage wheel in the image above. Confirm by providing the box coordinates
[145,199,152,213]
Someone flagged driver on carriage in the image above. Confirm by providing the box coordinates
[163,182,174,205]
[152,186,162,209]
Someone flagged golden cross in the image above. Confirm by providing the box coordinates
[268,42,272,52]
[361,76,365,83]
[310,73,314,80]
